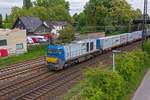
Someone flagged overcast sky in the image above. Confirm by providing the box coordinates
[0,0,150,18]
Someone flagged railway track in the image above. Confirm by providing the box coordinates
[0,66,51,99]
[0,57,45,84]
[11,52,108,100]
[0,46,110,100]
[0,57,44,73]
[0,41,141,100]
[0,64,46,85]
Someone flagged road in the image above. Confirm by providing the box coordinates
[133,69,150,100]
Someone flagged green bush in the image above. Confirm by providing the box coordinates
[80,69,125,100]
[145,39,150,55]
[116,49,149,83]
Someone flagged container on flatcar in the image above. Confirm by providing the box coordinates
[137,31,142,39]
[147,29,150,36]
[132,31,139,41]
[99,36,113,50]
[127,33,134,42]
[111,35,121,47]
[120,33,128,45]
[131,32,136,41]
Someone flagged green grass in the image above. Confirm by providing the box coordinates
[0,45,47,68]
[63,49,150,100]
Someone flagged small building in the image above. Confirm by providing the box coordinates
[0,29,27,56]
[12,16,52,35]
[49,21,67,35]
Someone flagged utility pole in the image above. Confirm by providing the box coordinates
[142,0,148,50]
[112,50,121,72]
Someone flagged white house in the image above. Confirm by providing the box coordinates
[50,21,67,35]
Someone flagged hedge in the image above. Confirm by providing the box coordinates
[64,39,150,100]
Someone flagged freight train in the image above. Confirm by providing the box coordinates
[46,30,150,70]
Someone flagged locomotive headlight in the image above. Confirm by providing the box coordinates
[46,57,58,63]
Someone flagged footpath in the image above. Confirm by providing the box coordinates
[133,69,150,100]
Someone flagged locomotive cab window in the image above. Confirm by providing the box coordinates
[86,43,89,52]
[48,49,62,54]
[90,42,94,51]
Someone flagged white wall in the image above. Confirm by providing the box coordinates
[51,25,64,35]
[0,29,27,55]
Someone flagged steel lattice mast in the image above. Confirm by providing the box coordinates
[142,0,148,50]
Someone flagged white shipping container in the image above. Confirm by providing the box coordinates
[147,30,150,36]
[137,31,142,39]
[99,37,113,50]
[128,33,134,42]
[132,31,139,40]
[131,32,136,40]
[111,35,121,47]
[120,33,128,45]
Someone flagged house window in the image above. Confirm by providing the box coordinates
[0,39,7,46]
[16,43,23,49]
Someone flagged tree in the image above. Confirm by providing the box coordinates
[58,25,75,43]
[72,13,79,27]
[76,13,86,32]
[0,14,2,28]
[34,0,69,10]
[76,0,142,35]
[5,14,8,23]
[23,0,32,9]
[7,0,72,26]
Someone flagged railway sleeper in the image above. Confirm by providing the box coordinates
[30,93,39,97]
[24,95,34,99]
[22,97,31,100]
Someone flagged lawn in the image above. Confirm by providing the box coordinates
[0,45,47,68]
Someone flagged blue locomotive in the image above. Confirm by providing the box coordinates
[46,30,150,70]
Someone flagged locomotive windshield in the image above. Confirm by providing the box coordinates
[48,49,62,55]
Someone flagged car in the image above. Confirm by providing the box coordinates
[29,36,48,43]
[27,37,34,44]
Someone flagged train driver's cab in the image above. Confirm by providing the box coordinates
[46,45,65,70]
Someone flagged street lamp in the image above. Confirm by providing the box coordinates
[112,50,122,72]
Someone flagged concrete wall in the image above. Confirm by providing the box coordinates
[0,29,27,55]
